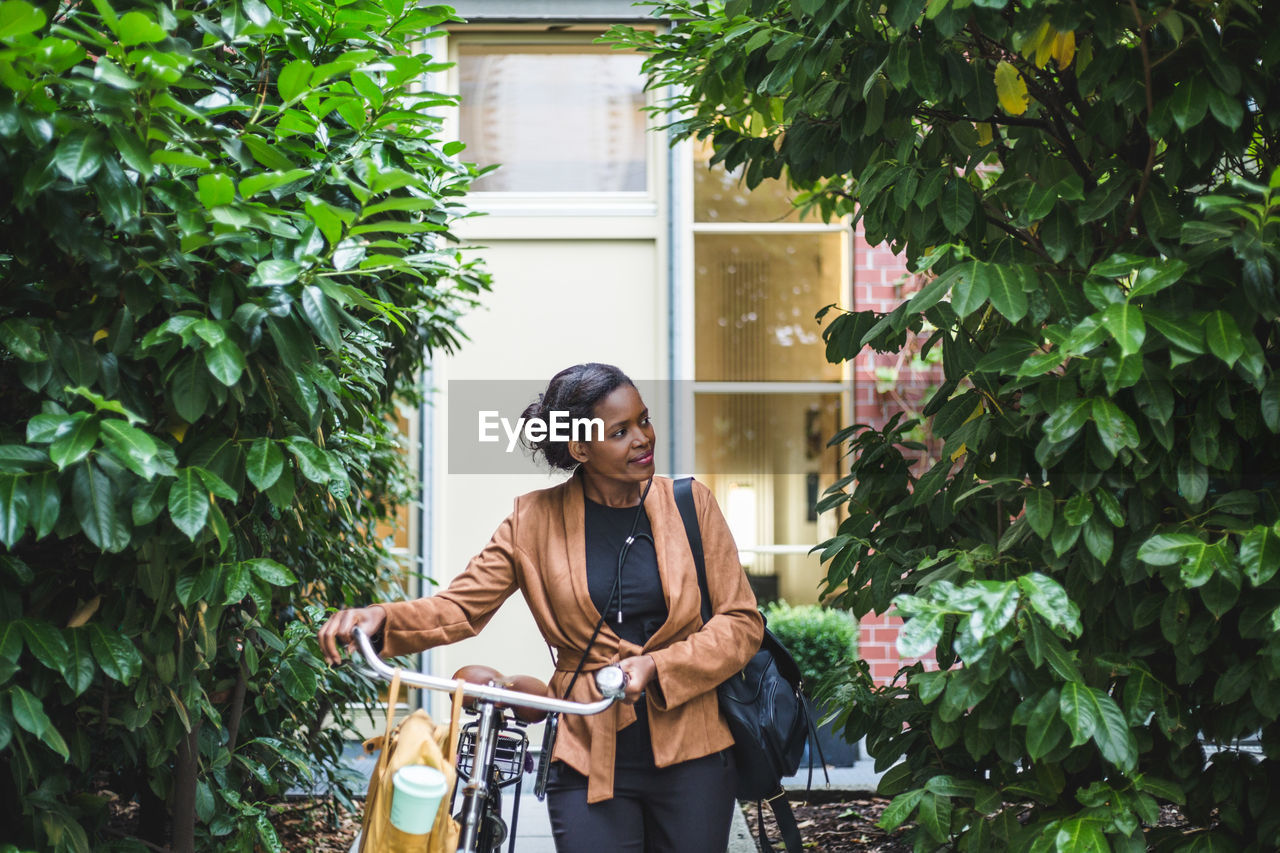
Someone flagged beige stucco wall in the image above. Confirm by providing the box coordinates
[418,235,667,719]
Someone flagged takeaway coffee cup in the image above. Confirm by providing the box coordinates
[390,765,448,835]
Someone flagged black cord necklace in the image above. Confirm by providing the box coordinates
[602,477,654,625]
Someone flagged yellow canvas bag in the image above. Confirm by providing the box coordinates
[358,671,465,853]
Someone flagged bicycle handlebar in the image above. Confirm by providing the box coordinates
[350,627,625,715]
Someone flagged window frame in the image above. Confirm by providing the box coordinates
[677,147,856,566]
[445,29,663,218]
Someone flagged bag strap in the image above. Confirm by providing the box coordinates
[768,795,805,853]
[446,682,465,766]
[673,477,713,624]
[381,668,403,746]
[678,478,814,853]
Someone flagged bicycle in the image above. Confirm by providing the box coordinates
[349,627,626,853]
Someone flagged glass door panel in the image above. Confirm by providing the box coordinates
[693,232,845,382]
[694,393,842,603]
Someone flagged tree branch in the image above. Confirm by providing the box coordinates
[984,212,1053,263]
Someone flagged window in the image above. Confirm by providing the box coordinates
[688,142,851,604]
[456,42,649,195]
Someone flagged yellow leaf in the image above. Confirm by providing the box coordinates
[1035,25,1056,69]
[67,595,102,628]
[976,122,993,146]
[950,443,967,462]
[169,420,188,443]
[1020,19,1051,64]
[1052,30,1076,68]
[92,328,108,344]
[994,61,1030,116]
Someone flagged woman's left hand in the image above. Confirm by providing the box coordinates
[616,654,656,705]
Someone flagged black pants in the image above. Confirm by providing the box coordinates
[545,751,737,853]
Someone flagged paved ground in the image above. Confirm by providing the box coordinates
[485,750,883,853]
[339,741,884,852]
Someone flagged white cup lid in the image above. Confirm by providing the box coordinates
[392,765,447,799]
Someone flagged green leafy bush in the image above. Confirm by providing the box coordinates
[0,0,488,850]
[763,600,857,696]
[618,1,1280,850]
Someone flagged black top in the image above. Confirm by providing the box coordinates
[583,495,668,768]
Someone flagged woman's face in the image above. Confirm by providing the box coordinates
[573,384,656,485]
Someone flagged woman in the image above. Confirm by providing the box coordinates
[318,363,763,853]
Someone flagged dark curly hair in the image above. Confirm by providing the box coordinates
[521,363,634,471]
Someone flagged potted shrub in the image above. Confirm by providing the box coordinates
[762,601,860,766]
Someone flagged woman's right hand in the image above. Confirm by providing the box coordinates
[317,605,387,666]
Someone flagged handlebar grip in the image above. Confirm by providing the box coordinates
[594,665,627,700]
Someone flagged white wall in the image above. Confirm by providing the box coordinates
[420,236,667,718]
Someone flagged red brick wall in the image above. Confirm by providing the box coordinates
[850,226,943,684]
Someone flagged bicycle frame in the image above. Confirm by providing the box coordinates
[351,628,624,853]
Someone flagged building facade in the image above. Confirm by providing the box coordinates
[394,1,935,717]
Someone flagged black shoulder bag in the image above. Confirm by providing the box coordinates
[673,477,825,853]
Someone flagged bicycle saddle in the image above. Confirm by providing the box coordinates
[452,665,551,724]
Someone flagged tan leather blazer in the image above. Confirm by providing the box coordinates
[379,474,764,803]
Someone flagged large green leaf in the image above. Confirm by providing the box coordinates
[246,558,297,586]
[976,262,1029,322]
[1059,682,1137,770]
[300,285,344,349]
[64,628,95,696]
[1123,667,1165,726]
[17,620,69,681]
[877,789,925,831]
[72,462,130,552]
[1137,532,1203,565]
[898,611,945,657]
[1239,523,1280,586]
[170,356,211,422]
[175,563,221,607]
[53,131,105,182]
[1262,375,1280,433]
[255,259,303,287]
[1023,488,1054,539]
[1101,302,1145,356]
[1128,260,1188,298]
[0,318,46,362]
[1202,310,1244,367]
[100,420,165,479]
[283,436,337,485]
[1053,818,1109,853]
[0,0,47,40]
[916,790,952,842]
[278,658,318,702]
[246,438,284,490]
[1017,573,1078,634]
[1090,398,1139,455]
[1042,398,1092,443]
[1146,309,1205,353]
[203,338,246,386]
[950,261,988,317]
[88,624,141,684]
[1024,688,1065,759]
[10,685,69,760]
[168,468,210,539]
[939,179,976,234]
[0,473,26,547]
[0,619,21,663]
[117,10,166,45]
[49,414,100,469]
[196,172,235,209]
[222,560,254,603]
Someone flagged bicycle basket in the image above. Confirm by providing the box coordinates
[455,722,528,788]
